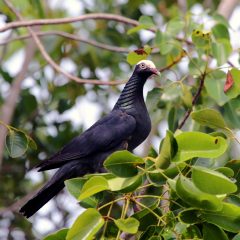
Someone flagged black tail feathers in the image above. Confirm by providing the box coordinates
[19,161,88,218]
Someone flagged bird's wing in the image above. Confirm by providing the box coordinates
[37,110,136,170]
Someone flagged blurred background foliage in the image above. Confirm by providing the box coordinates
[0,0,240,239]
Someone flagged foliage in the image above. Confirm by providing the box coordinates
[1,0,240,239]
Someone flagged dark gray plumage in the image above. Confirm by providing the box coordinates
[19,60,159,218]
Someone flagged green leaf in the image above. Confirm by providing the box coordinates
[148,164,185,186]
[114,217,140,234]
[108,175,142,193]
[211,39,232,66]
[104,150,144,177]
[233,234,240,240]
[212,23,230,40]
[203,223,228,240]
[154,30,174,55]
[127,16,154,34]
[179,208,201,224]
[191,108,227,129]
[201,202,240,232]
[176,175,223,211]
[156,130,178,169]
[192,166,237,194]
[166,18,185,35]
[5,130,29,158]
[65,178,85,199]
[215,167,234,177]
[172,132,228,162]
[139,16,155,27]
[181,85,192,108]
[127,51,147,65]
[168,107,178,132]
[44,229,69,240]
[226,160,240,192]
[192,29,211,49]
[78,176,109,200]
[66,208,104,240]
[205,70,229,106]
[65,178,99,208]
[224,68,240,99]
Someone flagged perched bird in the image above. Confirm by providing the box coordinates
[20,60,159,218]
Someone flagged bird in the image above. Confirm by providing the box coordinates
[19,60,159,218]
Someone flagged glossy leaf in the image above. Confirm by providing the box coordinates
[5,130,29,158]
[205,70,229,106]
[65,178,98,208]
[172,132,228,162]
[176,175,222,211]
[215,167,234,177]
[201,203,240,232]
[108,175,142,193]
[44,229,69,240]
[192,166,237,194]
[179,208,201,224]
[148,163,185,186]
[78,176,109,200]
[156,130,178,169]
[66,208,104,240]
[191,108,226,129]
[114,217,140,234]
[212,23,230,40]
[202,223,228,240]
[104,150,144,177]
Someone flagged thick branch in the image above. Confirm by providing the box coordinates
[0,13,139,33]
[217,0,239,19]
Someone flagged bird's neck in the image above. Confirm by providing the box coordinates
[114,73,147,111]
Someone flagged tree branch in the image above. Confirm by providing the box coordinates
[0,13,139,33]
[217,0,239,19]
[178,71,206,129]
[0,30,130,53]
[0,37,37,168]
[3,1,125,86]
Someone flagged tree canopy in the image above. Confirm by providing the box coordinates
[1,0,240,239]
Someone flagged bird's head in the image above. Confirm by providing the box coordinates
[134,60,160,78]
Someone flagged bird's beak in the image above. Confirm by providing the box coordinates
[150,68,160,76]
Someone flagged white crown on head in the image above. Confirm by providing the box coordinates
[137,60,156,69]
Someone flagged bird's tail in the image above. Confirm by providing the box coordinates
[19,161,87,218]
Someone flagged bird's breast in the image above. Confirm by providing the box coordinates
[128,107,151,150]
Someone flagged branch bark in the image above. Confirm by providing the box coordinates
[0,13,139,33]
[217,0,239,19]
[0,38,36,168]
[3,2,126,86]
[178,71,206,129]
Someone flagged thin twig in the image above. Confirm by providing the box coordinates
[3,1,125,86]
[0,31,161,54]
[178,71,206,129]
[0,13,139,33]
[0,31,130,53]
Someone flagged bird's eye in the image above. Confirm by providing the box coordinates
[139,63,147,69]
